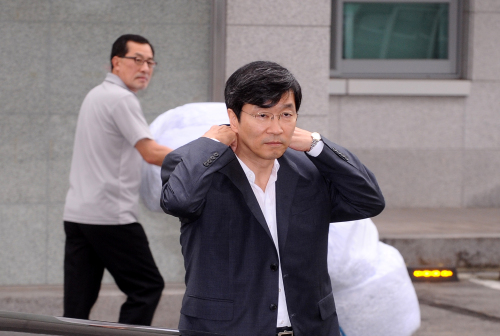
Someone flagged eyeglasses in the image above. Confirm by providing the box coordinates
[241,110,298,124]
[120,56,157,68]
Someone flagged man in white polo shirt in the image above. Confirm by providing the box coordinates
[63,34,172,326]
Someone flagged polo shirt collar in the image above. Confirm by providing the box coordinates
[104,73,134,93]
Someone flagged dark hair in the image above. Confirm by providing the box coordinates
[224,61,302,119]
[110,34,155,70]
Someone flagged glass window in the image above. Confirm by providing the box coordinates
[331,0,462,78]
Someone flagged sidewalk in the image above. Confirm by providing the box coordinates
[0,283,184,330]
[373,208,500,336]
[413,271,500,336]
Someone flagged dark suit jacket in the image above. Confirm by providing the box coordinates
[160,136,384,336]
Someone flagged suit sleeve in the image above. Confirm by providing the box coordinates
[160,137,234,221]
[307,136,385,222]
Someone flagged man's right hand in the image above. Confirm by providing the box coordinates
[203,125,237,151]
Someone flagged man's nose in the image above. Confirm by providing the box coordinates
[267,116,284,134]
[140,61,151,72]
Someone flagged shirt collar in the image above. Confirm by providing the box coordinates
[236,156,280,185]
[104,73,134,94]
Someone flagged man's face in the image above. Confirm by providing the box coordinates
[230,91,297,165]
[111,41,154,92]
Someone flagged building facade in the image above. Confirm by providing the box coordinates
[0,0,498,285]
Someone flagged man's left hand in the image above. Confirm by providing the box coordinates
[289,127,313,152]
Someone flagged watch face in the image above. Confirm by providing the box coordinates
[312,132,321,141]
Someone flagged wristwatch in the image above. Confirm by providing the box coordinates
[309,132,322,151]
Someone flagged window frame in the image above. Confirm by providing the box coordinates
[330,0,463,79]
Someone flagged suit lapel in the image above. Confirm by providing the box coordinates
[276,153,299,253]
[219,157,272,239]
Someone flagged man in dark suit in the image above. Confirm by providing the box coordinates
[160,61,385,336]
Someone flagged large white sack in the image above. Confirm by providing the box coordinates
[328,219,421,336]
[140,102,228,212]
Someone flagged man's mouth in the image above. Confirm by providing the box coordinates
[265,141,283,146]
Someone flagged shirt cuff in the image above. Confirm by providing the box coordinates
[306,140,324,157]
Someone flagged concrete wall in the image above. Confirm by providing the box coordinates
[0,0,211,285]
[226,0,332,136]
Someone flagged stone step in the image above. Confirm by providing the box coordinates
[381,235,500,268]
[373,208,500,268]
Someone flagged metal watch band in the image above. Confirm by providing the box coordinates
[309,132,321,151]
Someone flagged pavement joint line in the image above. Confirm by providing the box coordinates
[467,278,500,291]
[381,233,500,239]
[418,298,500,323]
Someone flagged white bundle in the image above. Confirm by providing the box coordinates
[140,102,229,212]
[328,219,421,336]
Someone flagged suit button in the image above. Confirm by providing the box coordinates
[269,304,277,311]
[270,263,278,271]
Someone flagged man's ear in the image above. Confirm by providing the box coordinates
[111,56,120,74]
[228,109,239,133]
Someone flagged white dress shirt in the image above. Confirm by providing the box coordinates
[236,157,291,327]
[234,140,323,328]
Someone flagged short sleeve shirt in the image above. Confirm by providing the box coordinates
[63,73,153,224]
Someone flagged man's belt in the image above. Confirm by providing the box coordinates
[276,326,293,335]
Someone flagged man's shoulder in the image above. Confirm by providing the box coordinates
[174,137,230,157]
[84,80,137,107]
[101,79,135,98]
[282,148,309,164]
[280,149,319,175]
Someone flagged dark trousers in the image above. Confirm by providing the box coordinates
[63,221,164,326]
